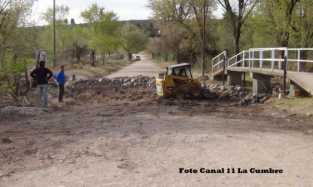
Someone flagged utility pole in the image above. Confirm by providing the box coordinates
[201,0,207,77]
[53,0,56,67]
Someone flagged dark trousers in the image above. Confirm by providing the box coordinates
[59,84,64,102]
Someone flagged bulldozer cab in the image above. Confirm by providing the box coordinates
[156,63,202,97]
[166,63,193,80]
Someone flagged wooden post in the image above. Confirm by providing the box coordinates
[222,55,226,86]
[201,0,207,77]
[283,52,288,96]
[242,51,245,67]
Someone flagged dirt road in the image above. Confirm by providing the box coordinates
[107,54,162,78]
[1,57,313,187]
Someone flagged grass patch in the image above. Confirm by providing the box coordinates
[271,97,313,116]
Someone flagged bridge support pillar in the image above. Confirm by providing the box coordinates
[252,73,272,96]
[227,71,243,86]
[289,81,308,97]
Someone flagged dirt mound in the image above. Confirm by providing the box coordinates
[69,76,157,102]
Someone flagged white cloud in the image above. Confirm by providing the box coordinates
[30,0,152,25]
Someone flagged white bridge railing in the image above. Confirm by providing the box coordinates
[212,47,313,75]
[211,51,227,74]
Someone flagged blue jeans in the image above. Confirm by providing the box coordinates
[38,84,48,107]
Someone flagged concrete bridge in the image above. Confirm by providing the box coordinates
[211,48,313,96]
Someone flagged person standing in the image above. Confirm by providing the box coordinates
[31,61,53,107]
[55,65,66,103]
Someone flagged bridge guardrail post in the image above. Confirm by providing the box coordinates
[285,49,289,70]
[260,50,263,68]
[252,50,254,68]
[223,50,228,85]
[248,50,251,68]
[223,55,226,86]
[279,50,282,70]
[242,51,245,67]
[271,50,275,70]
[297,49,301,72]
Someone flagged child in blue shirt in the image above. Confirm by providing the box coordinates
[54,65,66,102]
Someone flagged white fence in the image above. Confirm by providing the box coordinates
[212,48,313,75]
[211,51,227,74]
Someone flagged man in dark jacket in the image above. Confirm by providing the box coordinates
[31,61,53,107]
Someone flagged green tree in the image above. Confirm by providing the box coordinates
[290,0,313,48]
[42,5,69,24]
[0,0,35,101]
[121,24,148,60]
[82,4,121,64]
[149,0,216,65]
[40,5,71,64]
[255,0,299,47]
[40,5,89,64]
[81,3,104,24]
[1,0,34,64]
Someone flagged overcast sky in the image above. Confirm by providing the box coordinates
[31,0,222,25]
[31,0,153,24]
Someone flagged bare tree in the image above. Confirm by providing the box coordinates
[189,0,215,76]
[150,0,216,68]
[149,0,194,61]
[217,0,259,53]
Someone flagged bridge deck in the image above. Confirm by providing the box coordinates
[288,72,313,95]
[227,67,313,95]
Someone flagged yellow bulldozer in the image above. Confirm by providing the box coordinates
[156,63,206,98]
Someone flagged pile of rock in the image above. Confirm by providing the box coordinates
[69,77,271,105]
[106,76,156,89]
[207,83,271,105]
[71,76,155,91]
[208,84,245,101]
[69,76,156,101]
[239,94,271,106]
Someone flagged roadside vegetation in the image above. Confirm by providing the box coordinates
[148,0,313,70]
[271,97,313,117]
[0,1,149,104]
[148,0,313,116]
